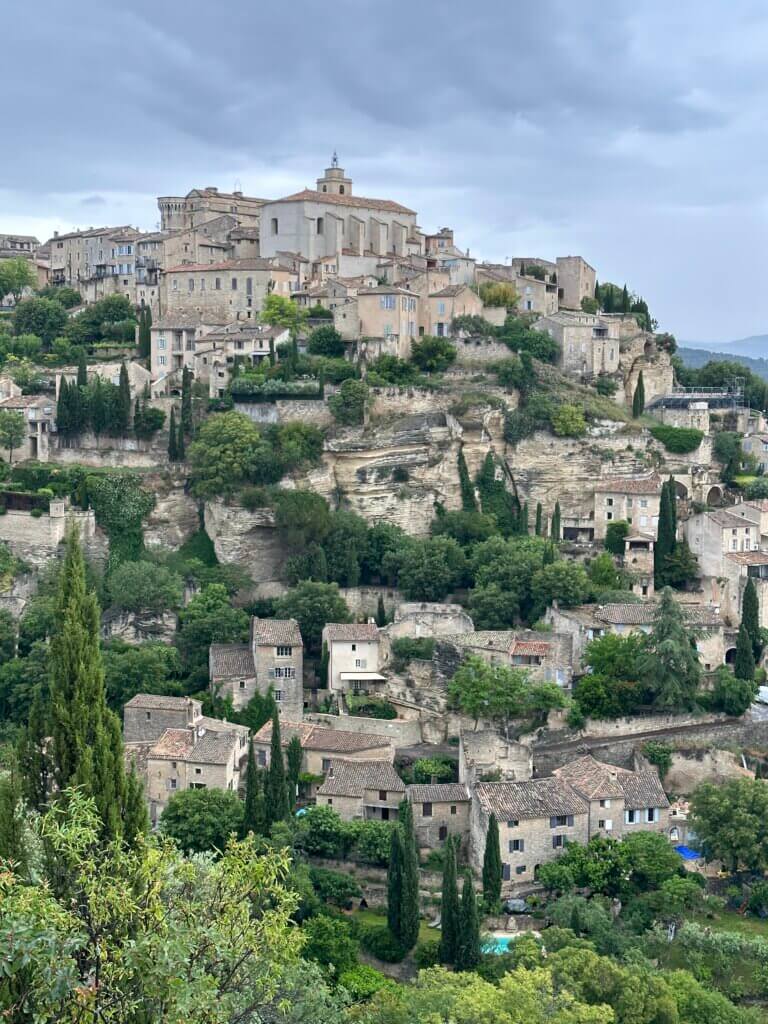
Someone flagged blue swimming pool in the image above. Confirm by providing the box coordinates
[483,935,513,954]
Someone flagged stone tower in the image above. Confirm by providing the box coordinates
[316,152,353,196]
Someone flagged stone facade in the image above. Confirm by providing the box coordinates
[592,474,662,541]
[406,783,470,849]
[322,621,385,697]
[315,759,405,821]
[535,310,620,379]
[0,502,98,567]
[684,505,762,578]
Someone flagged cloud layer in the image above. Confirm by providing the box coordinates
[4,0,768,340]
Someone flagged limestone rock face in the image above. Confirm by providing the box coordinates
[664,747,754,795]
[144,476,200,551]
[204,502,289,584]
[101,609,178,645]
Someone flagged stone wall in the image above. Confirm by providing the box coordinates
[453,337,512,365]
[302,711,423,747]
[53,438,162,469]
[664,747,753,795]
[0,507,100,567]
[234,399,334,429]
[387,602,474,639]
[338,585,402,619]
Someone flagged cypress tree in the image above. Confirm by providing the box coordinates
[632,371,645,418]
[456,873,481,971]
[520,501,529,535]
[17,686,50,811]
[458,449,478,511]
[117,362,131,433]
[742,577,763,660]
[594,279,600,301]
[376,595,387,627]
[551,501,561,542]
[138,304,152,360]
[320,642,329,688]
[0,765,27,871]
[242,738,265,836]
[264,710,288,827]
[181,366,192,435]
[734,621,756,682]
[286,733,303,807]
[655,479,677,587]
[77,349,88,388]
[535,502,543,536]
[387,826,403,940]
[56,378,71,436]
[482,813,502,909]
[123,758,149,845]
[177,418,186,461]
[47,529,139,840]
[439,839,460,965]
[621,284,630,313]
[168,407,178,461]
[398,799,420,950]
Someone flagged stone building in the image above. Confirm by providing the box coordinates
[477,263,558,316]
[684,505,762,577]
[123,693,249,825]
[743,433,768,474]
[553,755,670,840]
[333,285,419,359]
[546,601,726,673]
[471,777,589,886]
[158,187,268,233]
[47,226,142,302]
[322,621,385,698]
[592,474,662,541]
[252,719,394,779]
[55,361,151,401]
[435,629,573,688]
[534,310,620,379]
[623,532,655,598]
[259,157,419,264]
[406,782,470,849]
[209,617,304,718]
[161,257,299,323]
[555,256,596,310]
[0,233,38,262]
[423,285,484,337]
[0,394,56,462]
[149,315,226,382]
[315,758,405,820]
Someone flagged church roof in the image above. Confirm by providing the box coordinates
[269,188,416,215]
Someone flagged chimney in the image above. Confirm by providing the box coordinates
[53,231,59,238]
[206,186,218,193]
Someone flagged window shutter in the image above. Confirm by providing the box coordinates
[519,838,525,852]
[502,863,511,881]
[567,815,574,826]
[550,816,557,828]
[552,836,558,849]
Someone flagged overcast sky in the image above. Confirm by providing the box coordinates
[3,0,767,343]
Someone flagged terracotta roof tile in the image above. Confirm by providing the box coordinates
[317,759,405,797]
[324,622,380,643]
[406,783,469,803]
[209,644,255,678]
[476,778,588,820]
[618,770,670,810]
[594,475,662,495]
[254,719,391,755]
[270,188,416,215]
[554,756,627,800]
[250,618,303,647]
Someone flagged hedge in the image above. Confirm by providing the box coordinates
[650,425,704,454]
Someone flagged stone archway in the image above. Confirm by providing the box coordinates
[674,480,689,499]
[725,646,737,665]
[706,485,724,507]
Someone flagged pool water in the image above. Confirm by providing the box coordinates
[483,935,513,954]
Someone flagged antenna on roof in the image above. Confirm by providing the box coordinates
[332,150,339,168]
[234,178,242,193]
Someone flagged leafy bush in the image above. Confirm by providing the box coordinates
[307,324,345,357]
[357,924,407,963]
[309,867,362,908]
[650,425,704,453]
[349,820,393,866]
[413,939,441,969]
[594,375,617,396]
[366,355,420,387]
[746,478,768,500]
[412,756,455,783]
[328,379,368,425]
[551,404,587,437]
[410,335,456,373]
[391,637,435,667]
[345,695,397,719]
[498,315,560,363]
[642,741,673,780]
[604,520,630,555]
[337,964,390,1000]
[239,485,271,510]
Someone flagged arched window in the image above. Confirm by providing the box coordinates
[322,185,327,192]
[339,185,345,194]
[317,217,324,235]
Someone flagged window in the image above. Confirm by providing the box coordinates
[438,302,446,314]
[515,865,526,875]
[422,802,433,817]
[509,839,524,852]
[274,667,296,679]
[438,825,448,840]
[625,809,637,824]
[190,782,206,790]
[231,277,237,290]
[598,819,613,831]
[274,689,284,702]
[170,778,177,790]
[276,646,292,657]
[327,798,333,806]
[355,659,367,669]
[502,863,511,881]
[172,278,178,290]
[450,805,457,815]
[552,835,565,849]
[317,217,324,234]
[171,761,177,769]
[195,768,202,775]
[507,819,519,828]
[606,497,614,506]
[550,815,573,828]
[322,758,331,772]
[599,799,611,808]
[380,295,396,309]
[145,711,151,720]
[158,355,166,366]
[339,185,345,194]
[639,499,648,509]
[258,750,267,766]
[188,278,194,292]
[646,807,659,823]
[379,790,387,802]
[200,278,205,291]
[271,218,278,234]
[215,277,221,290]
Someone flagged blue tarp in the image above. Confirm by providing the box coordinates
[674,844,701,860]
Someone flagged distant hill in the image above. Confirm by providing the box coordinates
[678,340,768,380]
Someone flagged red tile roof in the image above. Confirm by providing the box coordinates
[270,189,416,215]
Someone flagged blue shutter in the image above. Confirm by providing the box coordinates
[567,814,574,826]
[550,816,557,828]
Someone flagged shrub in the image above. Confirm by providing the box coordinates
[410,335,456,373]
[746,478,768,500]
[309,867,362,908]
[412,756,455,783]
[391,637,436,665]
[239,485,271,510]
[605,520,630,555]
[413,939,441,969]
[357,924,408,963]
[307,324,345,357]
[594,375,617,396]
[349,820,393,866]
[642,741,673,780]
[345,695,397,719]
[30,508,43,518]
[329,378,368,425]
[338,964,390,1000]
[650,425,704,454]
[551,404,587,438]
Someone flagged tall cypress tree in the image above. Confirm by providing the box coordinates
[734,621,756,682]
[482,813,502,909]
[520,502,529,535]
[535,502,543,537]
[398,799,420,950]
[56,378,71,436]
[47,529,139,840]
[177,418,186,461]
[439,839,460,965]
[376,595,387,627]
[123,758,149,845]
[621,284,630,314]
[551,501,561,542]
[181,366,193,435]
[742,577,763,660]
[242,738,265,836]
[117,362,131,434]
[168,407,178,461]
[632,371,645,418]
[138,304,152,360]
[77,349,88,388]
[264,711,288,827]
[387,826,403,940]
[286,734,303,808]
[17,686,50,811]
[458,449,477,511]
[456,873,481,971]
[655,479,678,587]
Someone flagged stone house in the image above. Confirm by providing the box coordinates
[161,257,298,323]
[554,256,596,311]
[545,601,726,672]
[322,621,385,698]
[553,755,670,840]
[534,310,620,379]
[0,394,56,462]
[435,629,573,688]
[198,323,290,397]
[684,505,762,578]
[471,778,589,886]
[56,361,151,401]
[252,719,394,779]
[458,730,533,786]
[477,263,558,316]
[149,315,227,383]
[423,285,484,337]
[333,285,419,359]
[123,693,249,825]
[315,758,405,821]
[719,551,768,633]
[406,782,471,849]
[592,475,662,541]
[158,187,267,233]
[47,225,141,301]
[0,233,38,262]
[212,617,304,718]
[623,532,655,598]
[742,433,768,473]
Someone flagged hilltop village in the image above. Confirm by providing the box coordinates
[3,158,768,1016]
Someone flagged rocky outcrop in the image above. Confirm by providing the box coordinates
[143,474,200,551]
[101,609,178,645]
[203,502,289,585]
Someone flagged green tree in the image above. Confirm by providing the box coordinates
[260,292,308,338]
[302,915,358,981]
[551,405,586,438]
[0,256,36,303]
[734,621,756,681]
[458,448,478,511]
[177,584,249,686]
[742,576,762,660]
[654,479,677,587]
[0,765,27,870]
[177,416,186,460]
[328,378,368,425]
[47,530,141,840]
[535,501,543,536]
[307,324,344,357]
[77,348,88,387]
[242,738,265,837]
[375,594,387,627]
[456,873,481,971]
[398,800,420,951]
[117,362,131,433]
[691,777,768,872]
[188,411,267,499]
[161,788,245,853]
[711,666,755,716]
[410,334,456,373]
[482,812,502,909]
[531,560,589,614]
[637,587,701,710]
[550,500,561,541]
[439,839,460,965]
[387,824,403,940]
[387,536,468,602]
[604,520,630,556]
[16,685,50,810]
[101,640,181,711]
[12,296,67,345]
[138,303,152,359]
[107,560,183,614]
[0,409,26,464]
[180,364,193,435]
[265,710,289,828]
[286,734,303,806]
[632,371,645,417]
[274,581,351,655]
[168,405,179,460]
